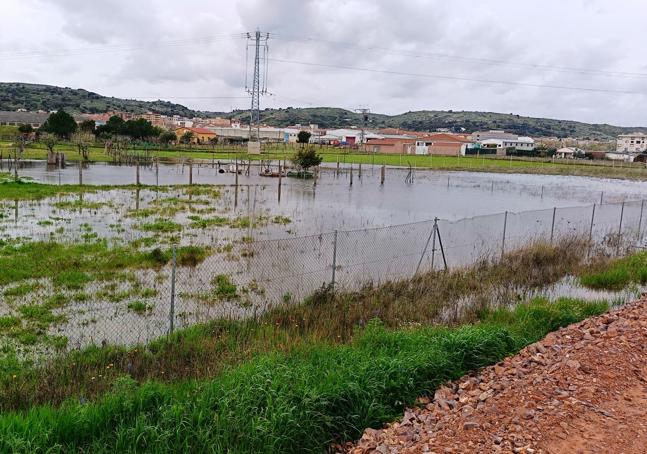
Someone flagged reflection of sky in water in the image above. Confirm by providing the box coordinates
[3,161,647,352]
[5,161,647,240]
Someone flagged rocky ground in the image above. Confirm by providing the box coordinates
[345,299,647,454]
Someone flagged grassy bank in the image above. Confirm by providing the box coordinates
[0,297,608,453]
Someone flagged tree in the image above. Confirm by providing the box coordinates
[79,119,96,133]
[18,124,33,135]
[71,131,95,161]
[292,146,322,170]
[297,130,312,145]
[180,131,194,145]
[40,132,59,163]
[41,110,77,139]
[159,130,176,146]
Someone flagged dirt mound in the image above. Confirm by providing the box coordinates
[347,299,647,453]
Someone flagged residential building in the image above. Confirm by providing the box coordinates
[326,128,381,145]
[415,133,473,156]
[174,127,217,144]
[0,111,50,128]
[471,130,519,142]
[616,133,647,153]
[555,147,577,159]
[363,138,415,154]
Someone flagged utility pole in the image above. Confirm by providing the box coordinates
[355,108,371,147]
[246,29,269,155]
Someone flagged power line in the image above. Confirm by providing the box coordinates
[0,33,248,60]
[269,57,644,95]
[273,34,647,80]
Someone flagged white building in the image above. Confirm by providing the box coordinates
[616,133,647,153]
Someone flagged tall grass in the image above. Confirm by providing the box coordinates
[0,297,608,453]
[580,251,647,290]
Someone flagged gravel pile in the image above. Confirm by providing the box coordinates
[347,299,647,453]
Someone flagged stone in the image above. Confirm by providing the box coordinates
[463,421,481,430]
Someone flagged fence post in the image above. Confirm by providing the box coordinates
[331,230,338,289]
[136,158,140,186]
[589,203,596,247]
[189,159,193,185]
[349,164,353,186]
[380,165,385,185]
[600,191,604,205]
[78,161,83,186]
[550,207,557,244]
[169,246,176,335]
[501,211,508,260]
[638,200,644,241]
[617,201,625,255]
[416,220,436,274]
[436,222,448,271]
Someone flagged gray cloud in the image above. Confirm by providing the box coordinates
[0,0,645,125]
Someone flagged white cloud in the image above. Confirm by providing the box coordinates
[0,0,645,125]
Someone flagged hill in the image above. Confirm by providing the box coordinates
[0,82,219,118]
[1,83,645,138]
[231,107,647,139]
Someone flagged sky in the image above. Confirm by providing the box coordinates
[0,0,646,126]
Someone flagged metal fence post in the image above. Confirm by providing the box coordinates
[617,201,625,255]
[501,211,508,260]
[331,230,338,289]
[638,200,644,241]
[589,203,596,245]
[550,207,557,244]
[417,220,437,274]
[169,246,176,334]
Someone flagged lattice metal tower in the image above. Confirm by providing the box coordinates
[245,30,269,152]
[355,108,371,145]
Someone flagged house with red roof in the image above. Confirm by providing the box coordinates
[174,127,217,144]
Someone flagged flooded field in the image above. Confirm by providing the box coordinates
[2,160,647,358]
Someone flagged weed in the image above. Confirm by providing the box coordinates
[53,271,93,290]
[211,274,238,300]
[3,282,40,297]
[127,301,153,314]
[139,219,183,233]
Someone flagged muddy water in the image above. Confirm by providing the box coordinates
[3,160,647,355]
[12,160,647,231]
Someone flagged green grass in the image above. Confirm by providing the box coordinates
[0,240,210,287]
[580,251,647,290]
[138,219,183,233]
[3,282,40,297]
[0,297,608,453]
[127,301,153,314]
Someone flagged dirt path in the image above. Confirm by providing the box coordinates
[347,299,647,454]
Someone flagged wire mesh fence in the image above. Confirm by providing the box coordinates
[3,198,646,355]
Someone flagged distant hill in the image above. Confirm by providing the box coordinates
[230,108,647,139]
[1,83,645,138]
[0,82,219,118]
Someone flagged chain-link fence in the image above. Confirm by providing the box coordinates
[3,198,645,354]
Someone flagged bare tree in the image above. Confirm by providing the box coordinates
[71,131,95,161]
[13,135,28,181]
[40,133,58,164]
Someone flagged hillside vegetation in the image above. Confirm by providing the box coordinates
[2,83,646,138]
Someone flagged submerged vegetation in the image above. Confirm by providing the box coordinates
[0,239,594,411]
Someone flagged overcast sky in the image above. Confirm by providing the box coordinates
[1,0,646,126]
